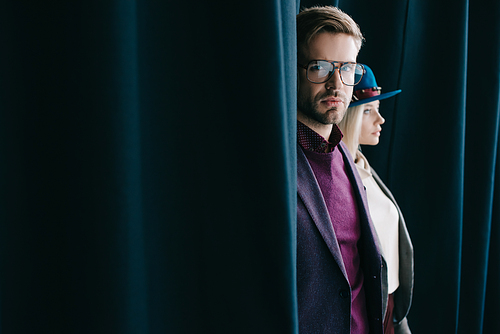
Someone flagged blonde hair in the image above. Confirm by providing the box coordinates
[296,6,364,64]
[338,104,364,160]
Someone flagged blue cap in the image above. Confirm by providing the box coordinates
[349,64,402,107]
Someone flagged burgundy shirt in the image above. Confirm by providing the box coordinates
[298,121,369,334]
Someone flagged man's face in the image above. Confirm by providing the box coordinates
[297,33,359,129]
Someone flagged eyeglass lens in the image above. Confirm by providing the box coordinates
[307,61,363,85]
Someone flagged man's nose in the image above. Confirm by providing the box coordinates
[325,69,343,90]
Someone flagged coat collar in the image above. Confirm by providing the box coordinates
[297,143,349,281]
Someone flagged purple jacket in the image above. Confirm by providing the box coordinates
[297,141,385,334]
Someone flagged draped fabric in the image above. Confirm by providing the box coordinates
[338,0,500,333]
[0,1,297,333]
[0,0,499,333]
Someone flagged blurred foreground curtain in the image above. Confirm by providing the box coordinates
[0,1,298,333]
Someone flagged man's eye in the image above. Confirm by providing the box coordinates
[309,65,330,78]
[341,64,354,72]
[309,65,324,72]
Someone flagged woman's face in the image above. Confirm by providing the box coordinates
[359,100,384,146]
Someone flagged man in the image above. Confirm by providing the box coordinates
[296,6,385,334]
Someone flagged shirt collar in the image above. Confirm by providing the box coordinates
[297,121,343,153]
[354,150,372,179]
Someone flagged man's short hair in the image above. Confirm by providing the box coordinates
[297,6,364,63]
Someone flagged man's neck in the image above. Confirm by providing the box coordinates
[297,112,333,141]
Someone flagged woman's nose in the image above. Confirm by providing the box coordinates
[378,113,385,124]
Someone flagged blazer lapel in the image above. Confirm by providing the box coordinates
[297,144,348,281]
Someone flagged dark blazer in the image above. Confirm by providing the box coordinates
[297,142,384,334]
[371,169,414,334]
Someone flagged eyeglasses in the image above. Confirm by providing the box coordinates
[298,60,364,86]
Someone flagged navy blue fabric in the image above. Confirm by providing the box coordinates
[338,0,500,333]
[0,1,298,333]
[0,0,498,333]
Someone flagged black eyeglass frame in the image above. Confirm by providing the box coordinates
[298,60,364,86]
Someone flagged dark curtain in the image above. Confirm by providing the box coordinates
[337,0,500,333]
[1,0,499,333]
[0,1,297,333]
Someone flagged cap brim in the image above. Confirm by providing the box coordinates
[349,89,402,107]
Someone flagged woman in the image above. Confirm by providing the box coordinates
[338,65,414,334]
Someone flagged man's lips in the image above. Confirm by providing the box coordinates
[321,97,343,107]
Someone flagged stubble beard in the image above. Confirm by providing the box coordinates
[297,91,348,126]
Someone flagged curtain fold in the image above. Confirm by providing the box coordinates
[137,1,297,332]
[0,0,499,333]
[484,150,500,333]
[339,0,500,332]
[0,1,298,333]
[459,0,500,333]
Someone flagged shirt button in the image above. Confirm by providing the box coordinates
[339,290,350,299]
[320,143,326,147]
